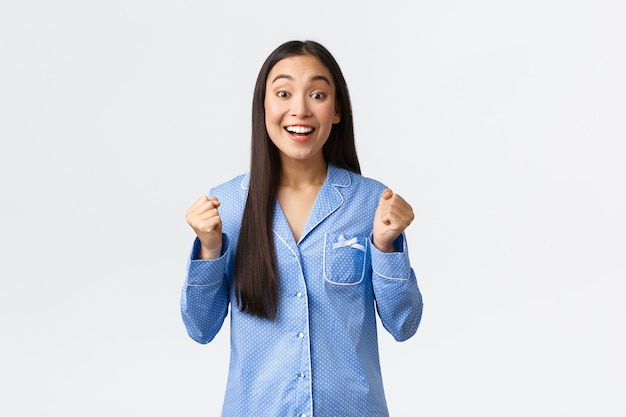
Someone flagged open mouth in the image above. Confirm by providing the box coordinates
[285,125,315,137]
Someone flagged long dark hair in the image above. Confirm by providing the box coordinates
[234,40,361,319]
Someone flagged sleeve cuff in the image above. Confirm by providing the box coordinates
[186,234,229,286]
[371,233,411,280]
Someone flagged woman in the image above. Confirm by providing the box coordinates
[182,40,423,416]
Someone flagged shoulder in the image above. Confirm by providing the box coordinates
[209,173,249,197]
[207,173,249,213]
[328,164,387,195]
[207,173,249,231]
[353,171,387,192]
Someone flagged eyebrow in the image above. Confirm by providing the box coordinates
[271,74,332,86]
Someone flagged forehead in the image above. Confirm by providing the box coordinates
[267,54,334,85]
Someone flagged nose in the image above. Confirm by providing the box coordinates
[290,94,311,118]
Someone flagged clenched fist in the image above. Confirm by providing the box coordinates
[373,189,414,253]
[185,196,223,260]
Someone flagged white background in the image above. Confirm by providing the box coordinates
[1,1,625,416]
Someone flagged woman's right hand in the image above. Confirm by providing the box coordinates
[185,196,223,260]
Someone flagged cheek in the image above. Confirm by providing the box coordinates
[264,99,283,122]
[319,104,339,124]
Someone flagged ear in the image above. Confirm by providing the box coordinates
[333,108,341,124]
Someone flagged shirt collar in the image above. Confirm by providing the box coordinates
[239,163,352,190]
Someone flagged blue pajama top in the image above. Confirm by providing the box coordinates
[181,164,423,417]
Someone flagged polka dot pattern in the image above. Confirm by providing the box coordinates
[181,164,423,416]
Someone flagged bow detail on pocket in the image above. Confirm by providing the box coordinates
[332,234,366,252]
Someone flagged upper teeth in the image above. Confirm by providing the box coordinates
[286,126,313,134]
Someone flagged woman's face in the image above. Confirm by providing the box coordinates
[264,54,341,164]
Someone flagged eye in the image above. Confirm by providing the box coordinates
[277,91,289,98]
[311,92,326,100]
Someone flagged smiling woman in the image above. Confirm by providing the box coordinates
[181,40,423,417]
[264,55,341,162]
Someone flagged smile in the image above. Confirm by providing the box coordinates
[285,126,314,135]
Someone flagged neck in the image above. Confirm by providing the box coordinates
[279,157,328,187]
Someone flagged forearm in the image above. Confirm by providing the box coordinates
[180,237,231,343]
[371,234,423,341]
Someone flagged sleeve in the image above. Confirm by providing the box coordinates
[370,233,423,342]
[180,234,231,344]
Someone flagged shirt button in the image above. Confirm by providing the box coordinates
[299,372,305,378]
[296,292,302,298]
[301,414,307,417]
[298,332,304,338]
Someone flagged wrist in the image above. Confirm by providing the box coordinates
[199,245,222,260]
[373,240,395,253]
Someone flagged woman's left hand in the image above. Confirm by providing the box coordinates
[372,188,414,252]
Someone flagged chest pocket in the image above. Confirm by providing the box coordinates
[323,233,368,285]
